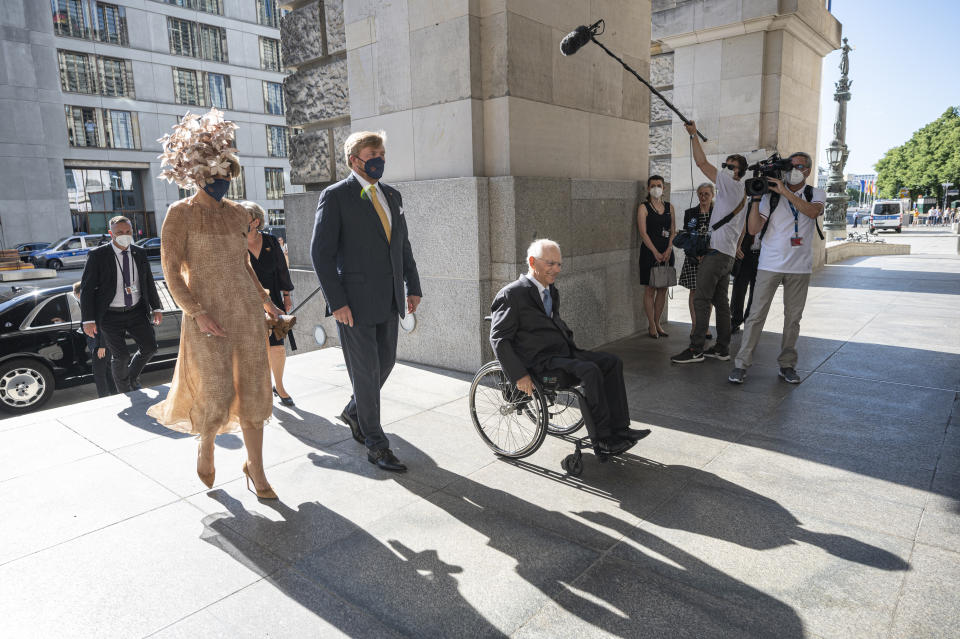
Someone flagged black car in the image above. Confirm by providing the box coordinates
[0,281,182,413]
[135,237,162,260]
[14,242,51,263]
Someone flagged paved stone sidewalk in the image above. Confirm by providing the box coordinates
[1,248,958,638]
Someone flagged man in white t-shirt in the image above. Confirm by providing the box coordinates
[671,120,748,364]
[729,151,825,385]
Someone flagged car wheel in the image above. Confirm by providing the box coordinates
[48,259,62,271]
[0,358,55,414]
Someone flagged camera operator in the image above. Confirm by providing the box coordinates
[671,121,748,365]
[728,152,825,385]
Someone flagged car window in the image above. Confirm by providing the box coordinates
[29,295,71,328]
[155,281,181,313]
[149,239,161,247]
[64,239,82,250]
[85,235,109,248]
[67,293,82,322]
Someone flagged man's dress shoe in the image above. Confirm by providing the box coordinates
[621,428,652,442]
[368,448,407,472]
[596,437,634,456]
[339,411,365,444]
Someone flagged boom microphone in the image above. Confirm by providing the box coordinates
[560,20,603,56]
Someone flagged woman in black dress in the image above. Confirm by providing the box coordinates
[241,201,297,406]
[679,183,715,339]
[637,175,675,338]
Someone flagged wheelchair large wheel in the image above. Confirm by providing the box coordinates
[469,361,548,459]
[545,389,585,436]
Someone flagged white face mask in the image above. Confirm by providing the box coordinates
[649,186,663,199]
[114,234,134,248]
[785,168,805,185]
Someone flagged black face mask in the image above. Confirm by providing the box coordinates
[356,156,385,180]
[203,178,230,201]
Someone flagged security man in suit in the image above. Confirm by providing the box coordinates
[311,131,422,472]
[80,216,162,392]
[490,239,651,455]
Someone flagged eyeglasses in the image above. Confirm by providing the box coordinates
[721,162,739,171]
[536,258,562,268]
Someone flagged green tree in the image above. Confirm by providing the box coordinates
[875,107,960,202]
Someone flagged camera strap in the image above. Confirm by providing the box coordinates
[758,185,823,241]
[710,195,747,231]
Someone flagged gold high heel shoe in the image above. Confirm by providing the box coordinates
[197,443,215,488]
[242,461,278,500]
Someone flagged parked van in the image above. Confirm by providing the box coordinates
[867,200,903,233]
[30,233,111,270]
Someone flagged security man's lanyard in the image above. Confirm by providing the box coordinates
[789,201,800,236]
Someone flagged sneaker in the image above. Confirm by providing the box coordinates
[671,348,704,364]
[728,368,746,384]
[703,345,730,361]
[779,367,801,384]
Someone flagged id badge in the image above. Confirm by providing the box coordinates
[126,285,139,294]
[661,229,670,239]
[790,236,803,247]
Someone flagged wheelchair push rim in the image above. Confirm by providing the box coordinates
[544,388,585,436]
[469,361,548,459]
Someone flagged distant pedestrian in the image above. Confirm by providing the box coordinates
[852,211,859,227]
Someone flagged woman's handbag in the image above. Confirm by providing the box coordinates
[649,264,677,288]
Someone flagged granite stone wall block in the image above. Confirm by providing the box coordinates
[282,191,323,268]
[285,57,349,127]
[323,0,346,54]
[649,157,671,182]
[332,124,351,180]
[650,89,674,122]
[650,53,674,87]
[649,125,672,156]
[290,129,331,185]
[282,2,322,68]
[285,267,340,355]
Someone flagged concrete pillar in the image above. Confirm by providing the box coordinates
[651,0,841,268]
[282,0,651,372]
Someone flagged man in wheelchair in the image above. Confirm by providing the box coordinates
[489,239,651,456]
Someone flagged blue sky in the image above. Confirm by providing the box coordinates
[816,0,960,175]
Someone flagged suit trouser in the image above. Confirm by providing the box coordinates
[84,334,117,398]
[100,309,157,392]
[544,350,629,441]
[730,249,760,327]
[690,252,735,352]
[338,314,399,452]
[734,270,811,369]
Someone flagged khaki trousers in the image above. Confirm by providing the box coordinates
[733,269,811,369]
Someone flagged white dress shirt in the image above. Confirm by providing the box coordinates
[352,169,392,227]
[524,273,551,316]
[110,240,141,308]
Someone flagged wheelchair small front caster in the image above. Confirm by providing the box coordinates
[562,453,583,477]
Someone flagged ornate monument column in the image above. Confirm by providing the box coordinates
[824,38,852,241]
[281,1,652,372]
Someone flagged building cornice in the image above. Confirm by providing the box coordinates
[655,13,840,57]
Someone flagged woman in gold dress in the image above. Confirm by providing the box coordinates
[147,109,282,498]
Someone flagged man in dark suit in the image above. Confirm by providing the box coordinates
[80,216,162,392]
[490,239,650,455]
[311,131,422,472]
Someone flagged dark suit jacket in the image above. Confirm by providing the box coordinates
[682,204,711,231]
[489,276,579,383]
[311,174,422,325]
[79,243,161,324]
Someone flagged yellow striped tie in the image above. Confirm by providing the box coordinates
[369,187,391,243]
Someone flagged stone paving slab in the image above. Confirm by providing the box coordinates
[1,248,959,638]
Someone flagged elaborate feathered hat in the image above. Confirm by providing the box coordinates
[157,108,239,189]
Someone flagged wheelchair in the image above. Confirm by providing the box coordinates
[468,357,619,477]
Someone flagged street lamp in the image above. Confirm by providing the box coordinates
[826,146,840,166]
[823,38,853,241]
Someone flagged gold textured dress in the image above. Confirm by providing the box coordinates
[147,196,272,435]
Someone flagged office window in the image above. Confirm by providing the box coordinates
[198,24,228,62]
[259,37,282,72]
[227,167,245,200]
[97,56,134,98]
[172,68,204,106]
[65,106,100,147]
[167,17,198,57]
[256,0,281,28]
[267,209,285,226]
[206,73,232,109]
[164,0,222,14]
[265,168,284,200]
[52,0,88,39]
[263,81,285,115]
[94,2,127,45]
[58,50,97,94]
[107,110,138,149]
[266,125,290,158]
[65,106,140,149]
[178,186,193,199]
